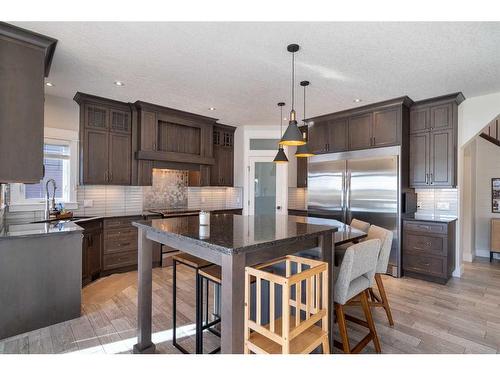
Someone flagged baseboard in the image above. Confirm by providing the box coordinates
[463,253,475,262]
[452,265,463,278]
[476,249,500,259]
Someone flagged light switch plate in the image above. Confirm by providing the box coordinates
[83,199,93,208]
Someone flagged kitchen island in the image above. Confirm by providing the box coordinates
[132,214,341,354]
[0,221,83,340]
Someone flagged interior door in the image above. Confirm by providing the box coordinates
[249,156,286,215]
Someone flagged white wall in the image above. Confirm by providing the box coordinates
[44,94,79,131]
[474,137,500,258]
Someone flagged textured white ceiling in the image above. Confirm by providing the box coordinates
[13,22,500,126]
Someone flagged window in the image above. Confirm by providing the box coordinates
[24,144,70,201]
[9,128,79,212]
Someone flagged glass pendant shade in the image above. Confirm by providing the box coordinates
[273,146,289,163]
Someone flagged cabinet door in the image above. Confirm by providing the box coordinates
[409,132,430,187]
[308,121,328,153]
[110,108,131,134]
[109,133,132,185]
[221,146,234,186]
[83,129,109,184]
[328,118,348,152]
[297,157,308,188]
[373,107,399,147]
[85,104,109,130]
[88,231,102,276]
[430,103,453,130]
[210,145,222,186]
[140,111,157,151]
[348,113,372,150]
[430,128,454,187]
[82,234,90,280]
[410,106,430,134]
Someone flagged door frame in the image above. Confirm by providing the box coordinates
[247,155,287,216]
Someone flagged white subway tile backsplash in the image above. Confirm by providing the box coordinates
[415,188,458,217]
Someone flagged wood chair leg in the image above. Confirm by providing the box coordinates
[322,336,330,354]
[375,273,394,327]
[335,303,351,354]
[360,290,381,353]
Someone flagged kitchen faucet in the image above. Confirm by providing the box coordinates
[44,178,57,221]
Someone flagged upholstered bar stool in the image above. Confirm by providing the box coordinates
[196,265,222,354]
[244,255,329,354]
[365,225,394,326]
[172,253,212,354]
[334,239,382,353]
[334,218,371,266]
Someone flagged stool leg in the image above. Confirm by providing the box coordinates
[322,336,330,354]
[335,303,350,353]
[172,260,177,345]
[375,273,394,327]
[360,290,381,353]
[205,278,209,325]
[195,273,203,354]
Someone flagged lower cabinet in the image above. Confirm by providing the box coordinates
[80,220,103,287]
[402,219,456,284]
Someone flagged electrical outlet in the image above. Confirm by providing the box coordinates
[436,202,450,210]
[236,196,240,204]
[83,199,93,208]
[417,201,422,209]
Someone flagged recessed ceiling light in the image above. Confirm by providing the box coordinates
[209,107,216,111]
[45,82,54,87]
[114,81,125,87]
[353,98,362,103]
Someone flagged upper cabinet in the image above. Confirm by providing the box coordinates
[296,126,309,188]
[409,93,464,188]
[211,125,235,187]
[74,93,132,185]
[0,23,57,183]
[308,97,412,156]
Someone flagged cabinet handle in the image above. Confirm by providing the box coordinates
[104,171,108,182]
[430,173,433,184]
[425,173,428,184]
[109,172,113,182]
[153,142,156,151]
[373,136,376,145]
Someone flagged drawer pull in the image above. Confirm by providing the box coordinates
[118,242,131,247]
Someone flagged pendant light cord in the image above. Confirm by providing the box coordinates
[303,84,306,123]
[291,52,295,111]
[280,105,283,136]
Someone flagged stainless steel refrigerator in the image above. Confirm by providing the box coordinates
[307,146,404,277]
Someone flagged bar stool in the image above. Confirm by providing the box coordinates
[244,255,329,354]
[365,225,394,326]
[334,239,381,353]
[172,252,212,354]
[196,265,222,354]
[334,218,371,266]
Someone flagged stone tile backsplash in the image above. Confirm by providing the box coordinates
[143,169,188,209]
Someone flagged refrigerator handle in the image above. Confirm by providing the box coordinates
[345,170,351,223]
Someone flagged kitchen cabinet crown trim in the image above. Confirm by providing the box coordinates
[412,92,465,107]
[73,92,130,110]
[306,96,413,123]
[134,101,219,124]
[0,22,57,77]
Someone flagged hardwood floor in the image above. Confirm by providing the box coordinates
[1,259,499,354]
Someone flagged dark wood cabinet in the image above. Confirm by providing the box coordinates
[402,219,456,284]
[0,23,57,183]
[348,112,373,150]
[75,93,132,185]
[373,107,400,147]
[211,125,235,186]
[409,93,463,188]
[80,220,103,286]
[307,97,411,156]
[297,126,309,188]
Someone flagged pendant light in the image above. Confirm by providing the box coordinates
[295,80,314,157]
[273,102,289,163]
[280,44,306,146]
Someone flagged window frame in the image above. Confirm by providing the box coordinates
[9,128,79,212]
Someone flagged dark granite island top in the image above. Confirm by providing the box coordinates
[132,214,340,354]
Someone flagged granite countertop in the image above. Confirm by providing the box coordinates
[0,221,83,240]
[133,214,338,255]
[403,213,457,223]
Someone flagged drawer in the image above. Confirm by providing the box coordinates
[103,250,137,270]
[404,233,446,256]
[104,226,137,240]
[404,221,447,235]
[104,216,141,229]
[403,253,445,277]
[104,236,137,254]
